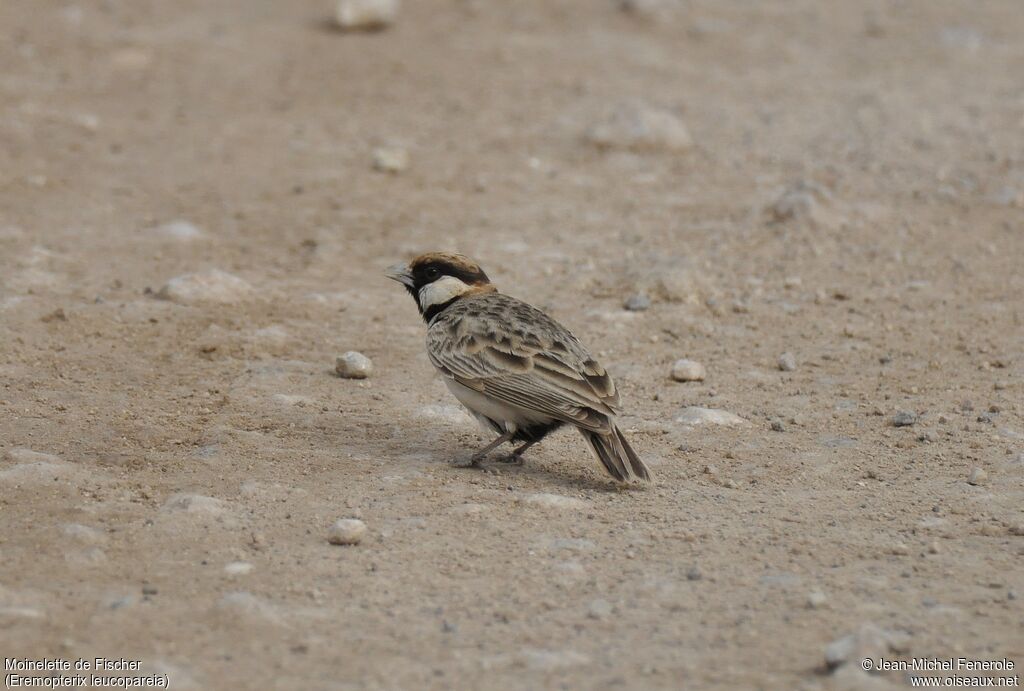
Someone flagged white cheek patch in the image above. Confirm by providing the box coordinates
[419,276,472,310]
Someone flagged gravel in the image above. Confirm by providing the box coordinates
[336,351,373,379]
[777,352,798,372]
[327,518,367,545]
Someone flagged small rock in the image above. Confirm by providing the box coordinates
[335,351,373,379]
[157,270,254,305]
[686,566,702,581]
[327,518,366,545]
[967,467,987,486]
[587,599,612,620]
[676,407,746,426]
[670,359,706,382]
[770,181,830,223]
[807,591,827,609]
[335,0,398,30]
[372,146,409,173]
[777,352,798,372]
[770,419,785,432]
[824,624,911,670]
[892,411,917,427]
[519,493,586,511]
[224,562,253,575]
[623,294,651,311]
[584,101,692,153]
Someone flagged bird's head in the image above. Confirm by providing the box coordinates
[385,252,495,321]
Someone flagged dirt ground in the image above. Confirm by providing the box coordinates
[1,0,1022,689]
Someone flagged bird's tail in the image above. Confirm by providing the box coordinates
[580,425,652,483]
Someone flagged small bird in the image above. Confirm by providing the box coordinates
[385,252,651,483]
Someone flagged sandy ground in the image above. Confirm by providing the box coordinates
[1,0,1023,689]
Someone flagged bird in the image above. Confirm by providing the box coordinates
[385,252,651,483]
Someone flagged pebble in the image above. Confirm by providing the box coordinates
[623,293,651,312]
[587,599,612,620]
[156,269,254,305]
[584,102,692,153]
[770,419,785,432]
[675,407,746,426]
[670,359,706,382]
[686,566,702,581]
[519,493,587,511]
[770,181,830,223]
[824,624,911,669]
[327,518,367,545]
[967,467,987,486]
[372,146,409,173]
[335,0,398,30]
[224,561,253,575]
[777,352,798,372]
[807,591,827,609]
[892,411,917,427]
[335,351,373,379]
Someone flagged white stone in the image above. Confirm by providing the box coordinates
[778,352,798,372]
[675,407,746,426]
[671,358,706,382]
[967,467,988,485]
[585,102,692,153]
[328,518,367,545]
[372,147,409,173]
[224,562,253,575]
[157,270,254,305]
[335,0,398,30]
[335,351,373,379]
[519,493,587,510]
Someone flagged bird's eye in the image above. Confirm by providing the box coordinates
[425,266,441,280]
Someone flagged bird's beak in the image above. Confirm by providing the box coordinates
[384,263,415,288]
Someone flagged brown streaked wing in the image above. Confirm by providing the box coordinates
[425,294,622,431]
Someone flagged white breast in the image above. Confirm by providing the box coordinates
[443,378,554,435]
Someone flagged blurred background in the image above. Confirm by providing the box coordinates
[1,1,1021,689]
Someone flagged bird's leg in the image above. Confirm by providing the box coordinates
[497,439,538,465]
[453,430,515,468]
